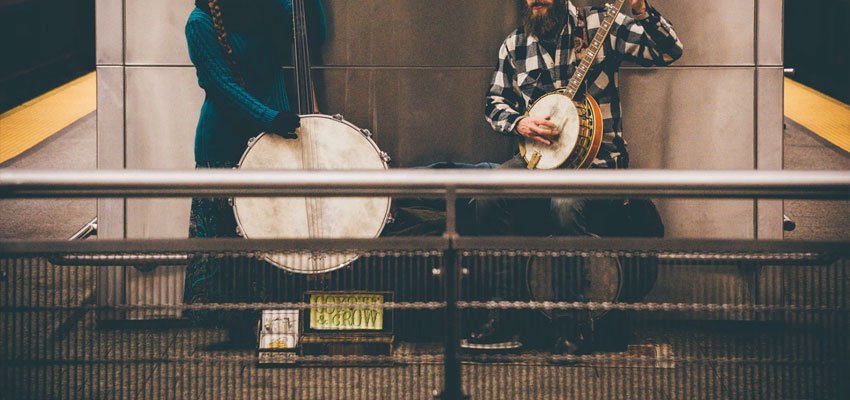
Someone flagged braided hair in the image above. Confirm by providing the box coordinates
[205,0,247,87]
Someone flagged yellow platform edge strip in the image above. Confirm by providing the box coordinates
[0,73,845,164]
[784,77,850,153]
[0,72,97,164]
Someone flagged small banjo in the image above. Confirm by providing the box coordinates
[519,0,627,170]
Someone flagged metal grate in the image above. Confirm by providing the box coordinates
[1,238,847,399]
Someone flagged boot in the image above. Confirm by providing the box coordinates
[461,308,522,350]
[551,314,593,356]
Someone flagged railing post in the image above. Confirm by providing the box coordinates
[437,187,468,400]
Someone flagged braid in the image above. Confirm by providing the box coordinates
[208,0,246,87]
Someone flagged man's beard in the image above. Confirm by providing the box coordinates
[523,0,568,38]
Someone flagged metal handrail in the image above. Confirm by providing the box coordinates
[1,169,848,199]
[54,217,191,267]
[68,217,97,241]
[4,237,845,259]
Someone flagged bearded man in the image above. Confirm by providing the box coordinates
[466,0,683,354]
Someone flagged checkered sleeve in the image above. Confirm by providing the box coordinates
[485,40,525,136]
[610,3,684,67]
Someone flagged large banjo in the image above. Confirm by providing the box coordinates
[232,0,391,274]
[519,0,626,170]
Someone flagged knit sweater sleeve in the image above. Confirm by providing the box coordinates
[185,14,278,130]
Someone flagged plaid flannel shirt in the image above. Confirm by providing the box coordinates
[485,1,683,168]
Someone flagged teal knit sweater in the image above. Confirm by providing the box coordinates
[185,0,326,162]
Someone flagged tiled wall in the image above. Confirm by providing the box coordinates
[95,0,785,310]
[97,0,784,240]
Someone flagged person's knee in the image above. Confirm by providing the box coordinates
[550,198,588,235]
[472,197,513,235]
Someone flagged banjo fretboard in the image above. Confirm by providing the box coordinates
[563,0,627,100]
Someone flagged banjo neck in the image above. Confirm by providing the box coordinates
[292,0,316,114]
[563,0,627,100]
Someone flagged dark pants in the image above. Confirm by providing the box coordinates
[473,155,663,323]
[183,161,284,329]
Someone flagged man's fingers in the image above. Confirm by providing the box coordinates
[517,116,560,143]
[532,125,560,136]
[530,116,559,129]
[531,134,552,145]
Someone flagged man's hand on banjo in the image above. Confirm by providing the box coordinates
[514,0,646,147]
[516,116,560,145]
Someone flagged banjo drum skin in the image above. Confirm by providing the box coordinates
[232,114,391,274]
[519,92,604,170]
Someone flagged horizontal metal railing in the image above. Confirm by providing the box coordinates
[1,169,848,199]
[2,237,845,258]
[1,169,847,400]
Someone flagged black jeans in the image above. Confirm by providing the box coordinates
[473,155,663,317]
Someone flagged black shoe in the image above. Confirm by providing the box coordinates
[551,316,593,356]
[552,335,590,356]
[461,309,522,351]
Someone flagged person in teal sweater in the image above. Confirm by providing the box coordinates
[182,0,326,345]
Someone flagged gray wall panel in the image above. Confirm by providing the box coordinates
[323,0,755,67]
[757,0,783,66]
[757,67,784,239]
[96,66,126,240]
[95,65,126,316]
[315,68,515,167]
[125,67,200,170]
[125,0,195,65]
[125,67,201,238]
[121,0,759,68]
[325,0,755,67]
[619,67,757,238]
[657,199,755,239]
[96,67,126,170]
[621,68,755,169]
[757,69,783,170]
[95,0,123,64]
[320,0,519,67]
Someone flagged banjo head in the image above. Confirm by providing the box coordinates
[522,93,581,170]
[233,115,391,274]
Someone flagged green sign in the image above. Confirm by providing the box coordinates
[309,293,384,330]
